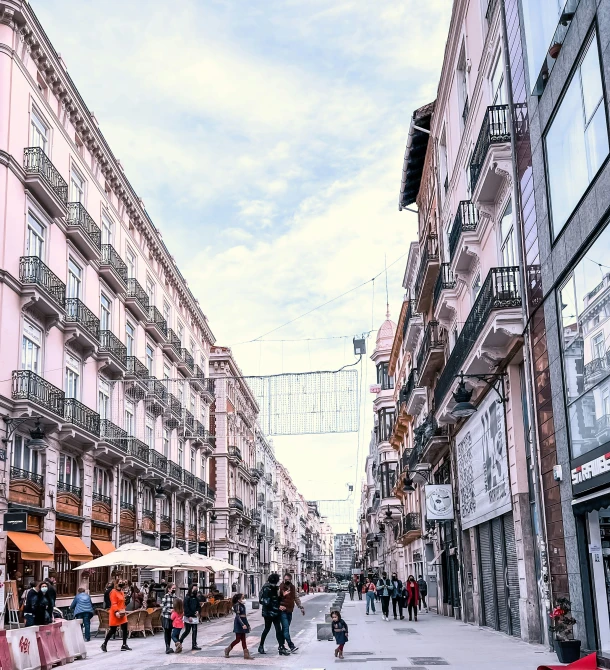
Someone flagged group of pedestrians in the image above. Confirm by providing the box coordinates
[362,572,427,622]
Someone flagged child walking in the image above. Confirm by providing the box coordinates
[225,593,254,660]
[331,610,348,660]
[171,597,185,653]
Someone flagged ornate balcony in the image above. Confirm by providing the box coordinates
[23,147,68,217]
[125,278,150,322]
[66,203,101,260]
[19,256,66,327]
[435,267,522,420]
[432,263,457,321]
[448,200,479,271]
[416,321,446,386]
[126,356,149,380]
[100,244,128,293]
[64,298,100,357]
[414,233,440,314]
[12,370,64,418]
[395,512,422,545]
[163,328,182,362]
[146,306,167,343]
[99,419,129,452]
[470,105,511,204]
[178,348,194,376]
[98,330,127,377]
[63,398,100,438]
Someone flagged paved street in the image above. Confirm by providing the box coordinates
[75,593,560,670]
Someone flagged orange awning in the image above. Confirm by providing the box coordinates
[91,539,116,556]
[55,535,93,562]
[7,532,53,561]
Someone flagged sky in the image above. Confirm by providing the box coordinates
[33,0,451,531]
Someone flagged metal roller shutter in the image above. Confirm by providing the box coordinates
[478,523,496,628]
[503,513,521,638]
[492,517,509,635]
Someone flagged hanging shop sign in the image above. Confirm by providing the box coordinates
[424,484,454,520]
[455,391,511,530]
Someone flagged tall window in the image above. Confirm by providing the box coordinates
[98,378,110,420]
[101,212,113,246]
[58,454,80,487]
[65,353,80,399]
[546,32,609,236]
[67,258,82,299]
[12,434,39,474]
[30,108,48,151]
[146,343,154,375]
[126,322,135,357]
[500,200,515,267]
[69,168,85,204]
[124,401,134,436]
[26,213,44,258]
[145,415,154,448]
[22,321,42,372]
[93,466,110,497]
[100,294,111,331]
[125,247,136,279]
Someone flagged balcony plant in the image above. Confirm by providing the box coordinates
[549,598,581,663]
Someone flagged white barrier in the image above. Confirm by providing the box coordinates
[60,620,86,660]
[5,627,41,670]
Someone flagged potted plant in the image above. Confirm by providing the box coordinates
[549,598,581,663]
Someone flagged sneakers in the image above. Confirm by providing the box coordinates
[120,645,132,652]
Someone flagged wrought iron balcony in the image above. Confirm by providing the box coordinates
[146,305,168,341]
[92,491,112,506]
[449,201,478,262]
[229,497,244,512]
[23,147,68,215]
[20,256,66,309]
[10,467,43,487]
[127,438,150,463]
[57,481,83,498]
[433,263,456,311]
[470,105,510,192]
[100,419,129,451]
[150,450,168,473]
[179,348,194,373]
[64,398,101,436]
[168,460,182,481]
[416,321,446,385]
[100,244,128,291]
[65,298,100,340]
[125,278,150,320]
[66,202,101,257]
[12,370,65,417]
[435,266,521,408]
[414,234,440,313]
[99,330,127,369]
[126,356,149,379]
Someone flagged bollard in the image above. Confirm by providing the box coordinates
[316,623,333,641]
[59,620,86,661]
[5,627,40,670]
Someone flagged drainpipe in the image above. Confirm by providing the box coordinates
[499,0,550,645]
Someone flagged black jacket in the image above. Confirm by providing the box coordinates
[259,583,281,618]
[184,593,200,618]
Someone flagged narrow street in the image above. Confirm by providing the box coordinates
[75,593,558,669]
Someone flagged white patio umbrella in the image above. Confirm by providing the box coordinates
[73,541,178,571]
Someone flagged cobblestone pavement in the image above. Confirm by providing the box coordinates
[73,593,561,670]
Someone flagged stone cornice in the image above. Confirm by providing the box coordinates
[0,0,215,346]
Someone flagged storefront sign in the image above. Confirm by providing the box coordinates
[3,511,27,532]
[572,453,610,486]
[424,484,454,520]
[455,391,511,530]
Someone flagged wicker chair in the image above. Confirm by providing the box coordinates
[126,610,146,638]
[95,609,110,638]
[199,602,210,622]
[150,607,163,633]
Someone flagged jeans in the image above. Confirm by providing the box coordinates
[280,611,294,648]
[419,594,427,610]
[75,612,92,641]
[179,623,198,648]
[365,591,376,614]
[260,616,285,649]
[380,596,390,618]
[391,598,403,619]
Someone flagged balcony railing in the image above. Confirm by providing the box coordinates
[19,256,66,308]
[100,244,128,285]
[435,266,521,407]
[414,234,439,300]
[470,105,510,191]
[100,419,128,451]
[180,348,194,371]
[65,298,100,339]
[168,460,182,481]
[23,147,68,203]
[416,321,446,373]
[57,481,83,498]
[166,328,182,356]
[147,306,167,337]
[449,200,479,261]
[12,370,65,416]
[127,356,149,379]
[67,202,101,249]
[229,497,244,511]
[128,438,150,462]
[150,450,168,472]
[64,398,100,436]
[99,330,127,366]
[433,263,456,310]
[92,491,112,506]
[126,278,150,313]
[10,467,43,487]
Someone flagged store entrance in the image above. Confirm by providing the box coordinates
[586,508,610,650]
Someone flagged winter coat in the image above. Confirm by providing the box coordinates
[259,583,281,619]
[233,602,250,634]
[331,618,349,645]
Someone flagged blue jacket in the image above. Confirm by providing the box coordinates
[70,592,94,615]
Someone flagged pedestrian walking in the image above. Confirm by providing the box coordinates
[278,572,305,653]
[405,575,420,622]
[171,598,185,653]
[258,573,290,656]
[390,572,404,620]
[376,572,392,621]
[179,584,202,650]
[364,578,376,615]
[32,581,53,626]
[70,587,95,641]
[331,610,348,660]
[161,582,177,654]
[101,579,131,652]
[224,593,254,659]
[348,581,355,600]
[417,575,428,611]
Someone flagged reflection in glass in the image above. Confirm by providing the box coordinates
[560,224,610,458]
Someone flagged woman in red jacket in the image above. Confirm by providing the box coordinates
[405,575,420,622]
[101,579,132,652]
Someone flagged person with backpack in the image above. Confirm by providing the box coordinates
[417,575,428,612]
[258,573,289,656]
[390,572,404,620]
[405,575,420,622]
[364,578,376,615]
[376,572,392,621]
